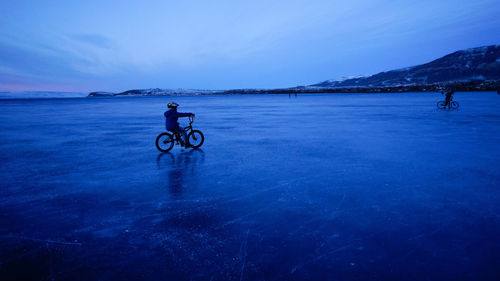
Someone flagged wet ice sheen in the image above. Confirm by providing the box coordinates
[1,92,500,280]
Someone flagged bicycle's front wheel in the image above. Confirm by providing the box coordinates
[187,130,204,149]
[156,133,174,152]
[436,101,446,109]
[450,101,459,110]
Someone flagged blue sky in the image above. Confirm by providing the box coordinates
[1,0,499,92]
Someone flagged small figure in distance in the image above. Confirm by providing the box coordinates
[164,102,195,148]
[443,90,455,106]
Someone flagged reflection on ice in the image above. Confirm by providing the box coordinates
[156,150,205,197]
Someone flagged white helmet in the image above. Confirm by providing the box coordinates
[167,102,178,108]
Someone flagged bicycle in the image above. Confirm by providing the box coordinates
[436,97,459,110]
[156,116,205,152]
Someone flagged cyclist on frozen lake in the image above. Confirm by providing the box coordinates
[442,90,455,106]
[164,102,194,147]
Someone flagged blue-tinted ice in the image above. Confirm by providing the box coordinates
[1,93,500,280]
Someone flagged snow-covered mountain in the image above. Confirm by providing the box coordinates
[88,88,219,97]
[311,45,500,88]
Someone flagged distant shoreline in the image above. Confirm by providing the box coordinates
[87,81,500,98]
[1,81,499,100]
[2,91,499,101]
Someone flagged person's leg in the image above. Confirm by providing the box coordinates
[180,130,188,147]
[168,129,179,144]
[174,128,188,147]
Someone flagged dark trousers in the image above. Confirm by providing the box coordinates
[169,128,187,144]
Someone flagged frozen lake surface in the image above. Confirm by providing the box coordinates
[1,92,500,280]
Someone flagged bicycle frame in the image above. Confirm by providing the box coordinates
[183,123,193,134]
[173,116,195,142]
[437,96,459,110]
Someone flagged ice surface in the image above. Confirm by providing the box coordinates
[1,92,500,280]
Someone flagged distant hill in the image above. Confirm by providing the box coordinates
[311,45,500,88]
[88,88,219,97]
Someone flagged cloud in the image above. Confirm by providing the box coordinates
[68,33,113,49]
[0,34,116,91]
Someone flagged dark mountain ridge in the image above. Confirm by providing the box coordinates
[311,45,500,88]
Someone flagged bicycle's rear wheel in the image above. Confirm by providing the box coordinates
[436,101,446,109]
[450,101,459,110]
[156,133,174,152]
[187,130,204,149]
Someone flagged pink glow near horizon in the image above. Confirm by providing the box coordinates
[0,83,87,93]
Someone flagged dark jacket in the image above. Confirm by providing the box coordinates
[445,91,454,102]
[164,108,192,131]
